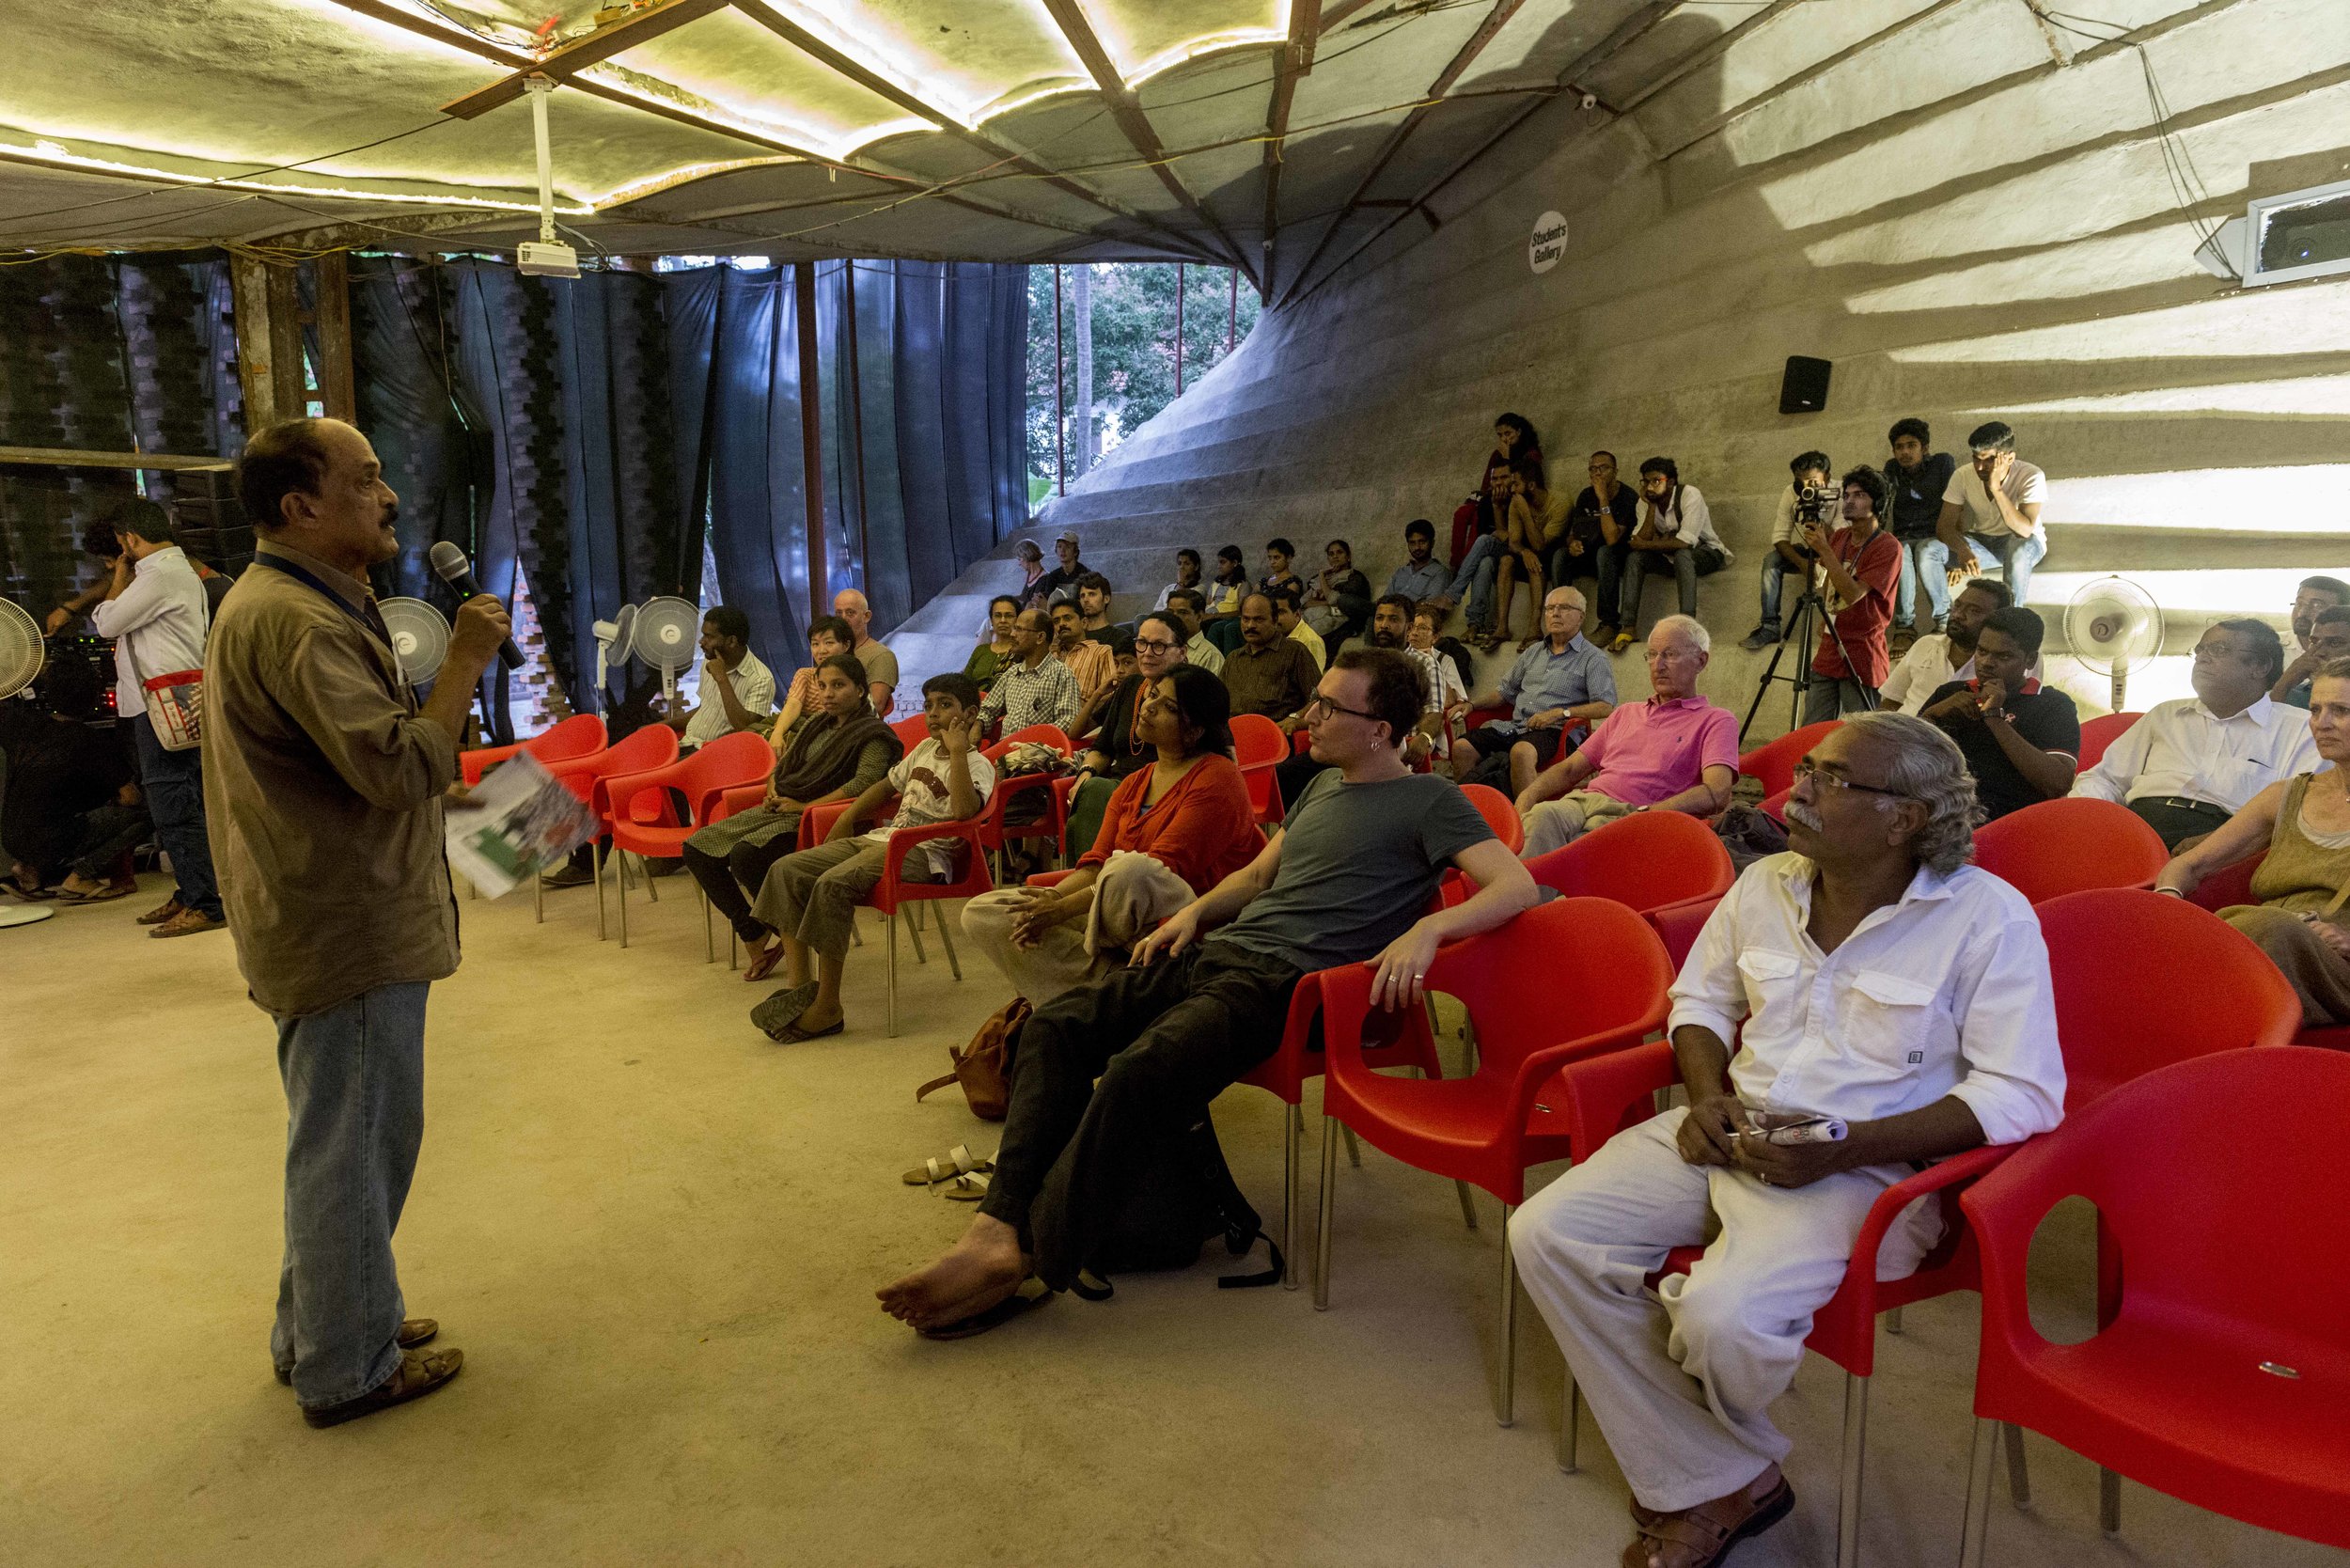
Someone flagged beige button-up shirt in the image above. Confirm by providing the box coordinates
[202,541,461,1016]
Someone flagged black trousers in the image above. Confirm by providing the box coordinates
[980,941,1302,1290]
[2129,795,2232,851]
[1461,723,1571,791]
[682,832,799,944]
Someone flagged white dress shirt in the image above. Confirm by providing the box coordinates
[1640,483,1733,566]
[683,647,775,745]
[1668,855,2066,1147]
[88,545,209,713]
[2069,695,2318,812]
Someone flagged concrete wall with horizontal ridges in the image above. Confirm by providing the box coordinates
[888,0,2350,735]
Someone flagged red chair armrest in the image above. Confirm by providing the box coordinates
[800,796,873,849]
[1026,869,1077,888]
[879,818,992,900]
[1836,1142,2017,1308]
[1507,1011,1672,1139]
[1547,1041,1682,1155]
[714,783,767,819]
[460,742,524,786]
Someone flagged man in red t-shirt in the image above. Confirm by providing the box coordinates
[1804,467,1902,723]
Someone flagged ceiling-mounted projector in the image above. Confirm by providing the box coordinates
[518,241,580,278]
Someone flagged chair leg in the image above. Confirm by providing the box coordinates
[1558,1369,1582,1472]
[701,886,713,963]
[1312,1114,1340,1310]
[1455,1180,1480,1231]
[1885,1305,1904,1335]
[644,857,659,902]
[618,852,630,949]
[2002,1422,2031,1509]
[594,841,608,940]
[1958,1415,1999,1568]
[1495,1204,1517,1427]
[930,900,963,980]
[1835,1372,1870,1568]
[905,899,929,964]
[534,869,544,925]
[885,913,900,1039]
[1280,1102,1300,1291]
[1343,1125,1362,1168]
[2098,1467,2121,1537]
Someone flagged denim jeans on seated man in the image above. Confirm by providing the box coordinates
[1621,548,1698,635]
[1914,531,2045,618]
[1550,541,1626,632]
[272,981,430,1407]
[1448,534,1503,631]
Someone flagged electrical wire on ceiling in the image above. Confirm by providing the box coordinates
[2027,3,2220,250]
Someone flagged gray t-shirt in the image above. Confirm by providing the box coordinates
[1212,771,1495,975]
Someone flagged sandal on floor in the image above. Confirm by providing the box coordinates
[771,1017,846,1045]
[916,1277,1054,1341]
[751,982,820,1038]
[742,942,785,983]
[939,1172,990,1200]
[902,1144,995,1185]
[1622,1480,1794,1568]
[55,883,132,904]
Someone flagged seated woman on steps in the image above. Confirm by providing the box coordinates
[680,653,901,973]
[962,665,1259,1009]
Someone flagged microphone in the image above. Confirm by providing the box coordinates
[428,541,525,670]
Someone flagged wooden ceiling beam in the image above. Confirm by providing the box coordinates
[1037,0,1259,286]
[1277,0,1527,306]
[1258,0,1323,299]
[727,2,1225,266]
[438,0,732,119]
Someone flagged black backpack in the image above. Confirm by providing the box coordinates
[1076,1114,1283,1299]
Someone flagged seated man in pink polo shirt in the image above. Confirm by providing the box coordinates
[1515,615,1741,858]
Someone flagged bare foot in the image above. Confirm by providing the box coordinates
[742,938,781,982]
[878,1214,1027,1330]
[792,1002,844,1034]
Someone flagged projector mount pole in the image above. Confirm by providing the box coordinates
[526,74,557,246]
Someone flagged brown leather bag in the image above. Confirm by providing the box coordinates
[916,997,1029,1121]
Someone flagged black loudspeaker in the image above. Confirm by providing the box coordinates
[1778,355,1832,415]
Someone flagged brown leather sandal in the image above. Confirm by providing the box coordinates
[1621,1479,1794,1568]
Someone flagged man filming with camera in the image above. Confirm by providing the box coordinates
[1742,452,1835,653]
[1803,468,1902,723]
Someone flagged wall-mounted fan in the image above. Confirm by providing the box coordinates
[591,603,638,698]
[624,596,702,710]
[0,599,43,700]
[378,598,449,687]
[2064,576,2163,713]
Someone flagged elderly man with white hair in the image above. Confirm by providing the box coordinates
[832,588,899,716]
[1512,615,1740,858]
[1509,712,2065,1568]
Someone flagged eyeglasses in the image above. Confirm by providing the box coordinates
[1791,759,1906,798]
[1132,636,1179,653]
[1302,693,1381,723]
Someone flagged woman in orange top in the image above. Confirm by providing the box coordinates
[962,666,1258,1006]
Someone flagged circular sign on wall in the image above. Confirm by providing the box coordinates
[1529,210,1568,274]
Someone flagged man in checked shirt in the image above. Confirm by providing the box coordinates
[1510,711,2065,1568]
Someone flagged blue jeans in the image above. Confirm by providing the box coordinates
[1897,537,1948,628]
[1549,541,1626,627]
[272,981,431,1408]
[1962,528,2046,607]
[1448,535,1502,630]
[1756,552,1804,634]
[1622,548,1697,633]
[133,713,220,918]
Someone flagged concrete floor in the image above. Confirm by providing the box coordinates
[3,870,2338,1568]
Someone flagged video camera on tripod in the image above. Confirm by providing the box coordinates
[1790,480,1841,551]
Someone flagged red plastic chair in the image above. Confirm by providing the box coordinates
[1544,880,2302,1563]
[2184,849,2263,913]
[1456,782,1524,855]
[601,730,774,953]
[2075,711,2141,771]
[458,713,606,786]
[1957,1049,2350,1564]
[1736,719,1841,798]
[1644,894,1721,970]
[796,796,993,1037]
[976,724,1074,873]
[1973,797,2169,905]
[1314,898,1674,1423]
[1524,810,1732,912]
[888,713,931,750]
[1231,713,1289,826]
[540,723,679,939]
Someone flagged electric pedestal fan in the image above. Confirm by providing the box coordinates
[378,598,449,688]
[622,596,702,712]
[0,599,55,929]
[2064,576,2164,712]
[591,603,638,702]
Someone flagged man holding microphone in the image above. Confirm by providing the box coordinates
[207,417,510,1428]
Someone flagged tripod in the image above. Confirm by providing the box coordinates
[1740,552,1878,742]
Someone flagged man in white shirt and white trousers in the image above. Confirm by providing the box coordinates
[1510,712,2065,1568]
[87,500,224,936]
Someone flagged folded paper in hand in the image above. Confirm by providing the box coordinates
[444,753,599,898]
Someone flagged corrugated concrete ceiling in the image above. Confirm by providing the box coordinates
[0,0,2041,297]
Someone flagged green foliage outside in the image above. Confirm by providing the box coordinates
[1025,262,1261,495]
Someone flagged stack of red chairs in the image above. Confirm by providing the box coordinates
[600,730,774,951]
[529,722,677,938]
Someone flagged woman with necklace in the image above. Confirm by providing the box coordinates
[2157,658,2350,1024]
[961,664,1257,1006]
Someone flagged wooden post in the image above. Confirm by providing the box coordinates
[227,254,287,434]
[1174,260,1185,395]
[313,252,357,422]
[263,262,306,419]
[794,261,828,614]
[1053,264,1065,497]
